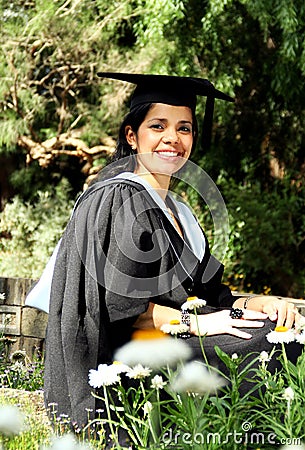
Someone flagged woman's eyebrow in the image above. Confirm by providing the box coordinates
[179,120,193,125]
[147,118,193,124]
[147,117,167,123]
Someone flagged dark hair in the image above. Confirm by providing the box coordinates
[94,103,198,182]
[113,103,154,171]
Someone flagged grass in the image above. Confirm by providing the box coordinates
[0,342,53,449]
[0,388,52,449]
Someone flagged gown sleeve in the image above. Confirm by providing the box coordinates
[74,181,166,322]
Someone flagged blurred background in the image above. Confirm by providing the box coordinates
[0,0,304,298]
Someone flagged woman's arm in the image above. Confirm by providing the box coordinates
[233,295,299,328]
[133,302,268,339]
[133,303,181,329]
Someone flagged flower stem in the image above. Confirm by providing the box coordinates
[103,385,118,447]
[194,308,209,369]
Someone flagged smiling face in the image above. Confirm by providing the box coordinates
[125,103,194,189]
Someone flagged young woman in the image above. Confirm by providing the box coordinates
[44,73,302,430]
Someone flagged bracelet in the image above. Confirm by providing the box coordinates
[243,295,256,309]
[181,310,191,327]
[180,310,191,339]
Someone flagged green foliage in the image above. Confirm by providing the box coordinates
[0,0,304,296]
[219,173,305,297]
[81,344,305,449]
[0,181,74,279]
[1,336,305,448]
[0,395,51,450]
[0,350,44,391]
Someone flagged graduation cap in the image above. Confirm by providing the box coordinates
[97,72,234,150]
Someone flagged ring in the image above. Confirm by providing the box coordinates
[230,308,244,319]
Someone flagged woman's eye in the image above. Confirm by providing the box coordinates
[150,124,164,130]
[179,126,192,133]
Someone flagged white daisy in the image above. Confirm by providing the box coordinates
[88,364,120,388]
[170,361,226,395]
[41,433,92,449]
[126,364,152,379]
[0,405,25,436]
[114,329,192,369]
[294,316,305,336]
[259,351,271,363]
[150,374,167,390]
[295,331,305,344]
[231,353,239,360]
[181,296,206,311]
[111,361,131,374]
[161,320,189,335]
[280,444,305,450]
[283,386,294,402]
[10,350,27,364]
[266,326,295,344]
[143,401,153,417]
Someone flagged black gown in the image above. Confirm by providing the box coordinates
[43,177,300,429]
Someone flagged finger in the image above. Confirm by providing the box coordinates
[295,312,305,327]
[262,304,278,322]
[268,310,278,322]
[230,319,265,328]
[275,302,288,327]
[285,305,298,329]
[243,310,268,320]
[276,302,295,328]
[226,328,252,339]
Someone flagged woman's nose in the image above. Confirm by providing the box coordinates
[162,129,179,144]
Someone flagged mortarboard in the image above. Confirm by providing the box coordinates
[97,72,234,150]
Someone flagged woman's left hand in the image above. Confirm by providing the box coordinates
[257,296,299,328]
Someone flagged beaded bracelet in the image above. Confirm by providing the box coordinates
[243,294,256,309]
[180,309,191,339]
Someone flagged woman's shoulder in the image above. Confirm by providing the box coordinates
[82,174,146,201]
[74,173,159,219]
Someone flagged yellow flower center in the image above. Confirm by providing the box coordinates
[132,329,167,341]
[187,296,198,301]
[169,319,181,325]
[275,326,289,332]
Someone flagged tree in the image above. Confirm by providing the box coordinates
[0,0,304,295]
[0,0,146,201]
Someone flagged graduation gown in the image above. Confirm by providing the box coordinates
[44,176,300,428]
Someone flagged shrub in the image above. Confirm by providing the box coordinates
[218,174,305,298]
[0,181,75,279]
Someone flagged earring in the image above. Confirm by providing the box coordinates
[131,145,137,151]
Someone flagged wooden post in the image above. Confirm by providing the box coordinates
[0,277,48,359]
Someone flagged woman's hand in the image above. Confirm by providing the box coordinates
[190,309,268,339]
[233,295,300,329]
[258,296,299,328]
